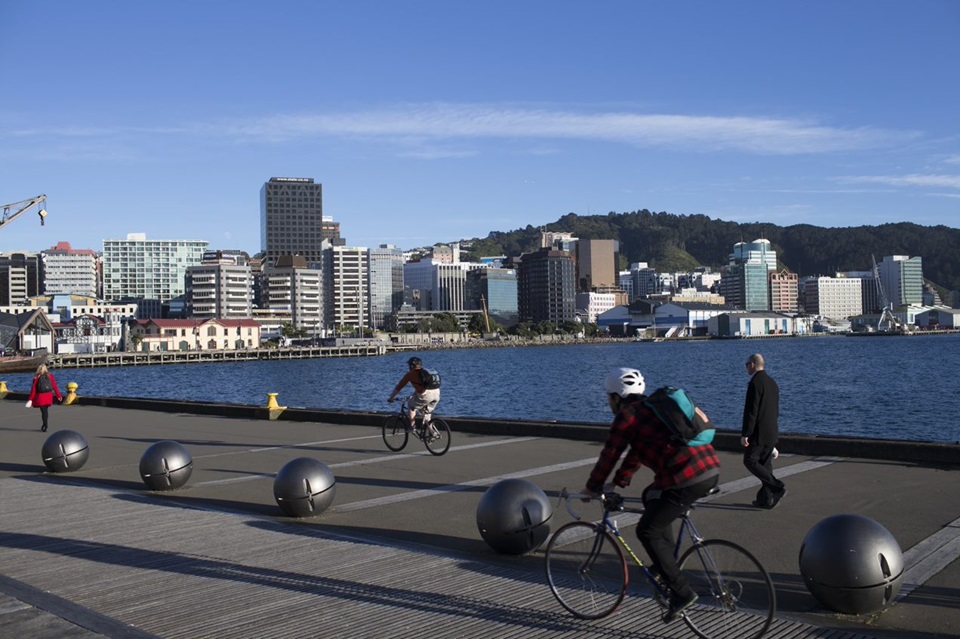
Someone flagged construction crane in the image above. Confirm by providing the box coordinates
[872,254,905,332]
[1,194,48,230]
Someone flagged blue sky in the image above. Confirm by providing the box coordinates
[2,1,958,256]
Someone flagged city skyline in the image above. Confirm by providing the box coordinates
[2,2,959,256]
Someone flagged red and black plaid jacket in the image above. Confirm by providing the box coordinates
[587,397,721,494]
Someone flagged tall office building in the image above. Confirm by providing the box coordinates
[575,239,620,293]
[260,177,326,267]
[102,234,207,305]
[768,269,799,313]
[721,239,777,311]
[325,245,369,333]
[368,245,404,329]
[518,247,576,324]
[0,251,42,305]
[878,255,923,307]
[466,267,518,327]
[41,242,100,297]
[261,255,323,335]
[185,263,253,319]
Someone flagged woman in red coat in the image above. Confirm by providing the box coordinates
[27,364,62,432]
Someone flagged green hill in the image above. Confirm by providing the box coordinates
[459,210,960,294]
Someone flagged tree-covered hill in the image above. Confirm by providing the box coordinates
[459,210,960,293]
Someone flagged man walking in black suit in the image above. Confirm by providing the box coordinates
[741,353,786,509]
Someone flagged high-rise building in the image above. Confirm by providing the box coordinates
[801,276,862,321]
[101,234,207,305]
[260,177,326,267]
[185,262,253,319]
[325,245,369,333]
[261,255,323,336]
[768,269,799,313]
[518,247,576,324]
[41,242,100,298]
[721,239,777,311]
[575,239,620,293]
[465,267,518,327]
[878,255,923,307]
[0,251,42,305]
[367,245,404,329]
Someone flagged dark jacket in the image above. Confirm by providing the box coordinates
[742,369,779,446]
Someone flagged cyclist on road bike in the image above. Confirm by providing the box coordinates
[584,367,721,624]
[387,356,441,433]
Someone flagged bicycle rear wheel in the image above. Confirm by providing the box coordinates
[544,521,628,620]
[382,415,409,452]
[423,417,451,456]
[678,539,775,639]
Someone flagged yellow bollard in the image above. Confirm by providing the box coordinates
[63,382,79,405]
[265,392,286,420]
[0,380,7,396]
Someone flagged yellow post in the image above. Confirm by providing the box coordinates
[63,382,79,405]
[0,380,7,397]
[265,392,286,420]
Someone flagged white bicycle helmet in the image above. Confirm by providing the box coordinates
[605,367,646,398]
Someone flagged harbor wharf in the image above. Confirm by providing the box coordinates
[48,344,389,368]
[1,397,959,639]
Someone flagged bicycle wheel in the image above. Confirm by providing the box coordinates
[423,417,451,456]
[677,539,776,639]
[544,521,628,620]
[382,415,409,452]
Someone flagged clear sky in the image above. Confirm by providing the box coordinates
[2,1,958,256]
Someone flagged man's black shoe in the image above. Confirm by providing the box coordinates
[766,488,788,509]
[662,591,698,623]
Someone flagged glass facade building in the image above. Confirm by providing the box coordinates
[102,234,207,304]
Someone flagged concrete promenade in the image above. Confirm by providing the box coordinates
[1,397,959,639]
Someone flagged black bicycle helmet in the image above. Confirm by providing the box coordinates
[407,357,422,367]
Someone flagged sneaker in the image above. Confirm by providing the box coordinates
[662,591,698,623]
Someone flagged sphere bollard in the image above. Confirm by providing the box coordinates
[273,457,336,517]
[41,430,90,472]
[139,440,194,491]
[476,478,553,555]
[799,514,904,614]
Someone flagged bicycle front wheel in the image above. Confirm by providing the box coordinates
[544,521,628,620]
[382,415,409,452]
[678,539,776,639]
[423,417,451,455]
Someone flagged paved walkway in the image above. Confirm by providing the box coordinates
[1,400,959,638]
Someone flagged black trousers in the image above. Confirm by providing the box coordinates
[743,444,785,506]
[39,405,50,429]
[637,476,719,598]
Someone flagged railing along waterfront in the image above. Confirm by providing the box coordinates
[49,344,389,368]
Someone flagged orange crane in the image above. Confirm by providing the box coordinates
[1,194,48,229]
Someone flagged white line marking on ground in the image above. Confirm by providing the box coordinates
[192,436,541,487]
[333,458,598,513]
[898,516,960,601]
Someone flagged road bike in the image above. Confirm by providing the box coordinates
[382,395,451,456]
[544,487,775,639]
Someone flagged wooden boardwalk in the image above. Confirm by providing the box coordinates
[1,477,883,639]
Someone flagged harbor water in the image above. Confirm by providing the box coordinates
[6,333,960,443]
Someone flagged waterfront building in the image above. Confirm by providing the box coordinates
[878,255,924,308]
[0,251,42,306]
[402,258,434,311]
[261,255,323,337]
[708,311,799,337]
[575,291,618,324]
[40,242,100,298]
[801,276,863,321]
[402,256,485,314]
[517,247,576,325]
[368,245,404,330]
[102,234,207,305]
[836,270,881,314]
[465,267,518,327]
[768,269,799,313]
[721,239,777,311]
[260,177,326,268]
[0,308,55,353]
[390,306,484,332]
[326,245,369,334]
[185,262,253,320]
[575,239,619,292]
[127,318,261,351]
[10,295,137,323]
[51,311,125,354]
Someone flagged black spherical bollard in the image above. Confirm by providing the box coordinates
[41,430,90,473]
[273,457,336,518]
[476,478,553,555]
[139,441,194,491]
[799,514,903,614]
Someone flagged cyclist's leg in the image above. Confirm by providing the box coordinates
[404,395,420,429]
[420,389,440,428]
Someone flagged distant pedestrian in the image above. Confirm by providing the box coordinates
[27,363,63,433]
[741,353,786,509]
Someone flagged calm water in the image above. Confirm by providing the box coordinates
[8,334,960,443]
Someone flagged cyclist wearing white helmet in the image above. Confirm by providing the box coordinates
[585,367,721,624]
[387,356,441,430]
